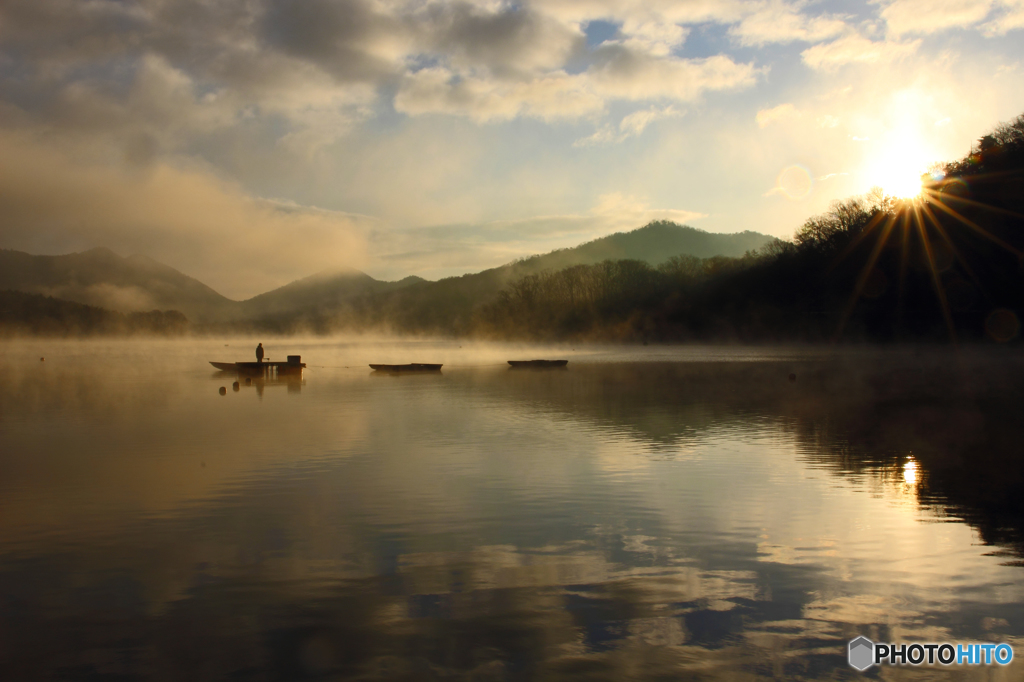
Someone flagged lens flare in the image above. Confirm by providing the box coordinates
[771,165,813,200]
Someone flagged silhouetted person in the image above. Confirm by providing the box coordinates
[256,343,264,364]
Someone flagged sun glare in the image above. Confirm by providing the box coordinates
[863,132,935,199]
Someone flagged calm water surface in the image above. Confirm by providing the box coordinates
[2,339,1023,680]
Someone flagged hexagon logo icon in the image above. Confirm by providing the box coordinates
[848,636,875,671]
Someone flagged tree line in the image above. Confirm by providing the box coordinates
[475,113,1024,343]
[0,291,189,337]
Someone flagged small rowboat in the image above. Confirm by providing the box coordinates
[210,356,306,375]
[210,361,240,371]
[369,363,442,372]
[508,360,568,368]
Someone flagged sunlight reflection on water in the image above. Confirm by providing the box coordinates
[0,339,1022,679]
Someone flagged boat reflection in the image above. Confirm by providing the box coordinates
[210,371,304,395]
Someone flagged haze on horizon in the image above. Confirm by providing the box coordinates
[2,0,1024,299]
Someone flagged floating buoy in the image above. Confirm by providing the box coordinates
[232,381,240,392]
[219,386,227,395]
[40,357,44,362]
[788,373,797,382]
[245,377,252,386]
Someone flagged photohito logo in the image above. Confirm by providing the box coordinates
[848,637,1013,671]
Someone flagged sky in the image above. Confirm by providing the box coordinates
[2,0,1024,299]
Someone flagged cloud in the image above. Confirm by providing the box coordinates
[260,0,408,82]
[874,0,997,36]
[416,0,585,75]
[539,0,749,27]
[730,1,849,46]
[619,104,681,136]
[872,0,1024,37]
[982,0,1024,34]
[0,131,370,299]
[801,34,920,70]
[394,67,606,122]
[587,48,761,101]
[396,50,758,122]
[575,104,681,145]
[756,103,800,127]
[590,191,706,224]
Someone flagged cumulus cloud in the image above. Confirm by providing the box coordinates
[587,48,761,101]
[396,50,758,123]
[394,67,606,122]
[0,0,767,146]
[756,103,800,127]
[539,0,749,27]
[619,105,681,136]
[874,0,996,36]
[730,0,849,46]
[801,34,920,70]
[871,0,1024,36]
[575,105,681,145]
[415,0,584,75]
[982,0,1024,34]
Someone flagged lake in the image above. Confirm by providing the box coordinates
[1,339,1023,680]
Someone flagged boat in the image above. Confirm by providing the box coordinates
[369,363,442,372]
[508,360,569,368]
[210,355,306,376]
[210,362,240,371]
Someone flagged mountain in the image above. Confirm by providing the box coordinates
[238,269,425,318]
[0,222,774,331]
[0,247,236,322]
[243,222,777,333]
[0,248,424,323]
[511,222,774,275]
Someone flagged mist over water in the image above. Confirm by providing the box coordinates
[1,339,1023,680]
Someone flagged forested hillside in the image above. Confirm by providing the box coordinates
[476,114,1024,342]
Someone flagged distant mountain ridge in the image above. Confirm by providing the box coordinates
[512,222,773,274]
[0,248,424,322]
[245,222,777,333]
[0,222,775,327]
[239,269,426,318]
[0,247,236,322]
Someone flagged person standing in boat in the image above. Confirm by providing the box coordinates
[256,343,264,364]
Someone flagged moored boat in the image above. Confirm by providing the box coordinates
[369,363,442,372]
[210,355,306,375]
[508,360,568,368]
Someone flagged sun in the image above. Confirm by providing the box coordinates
[862,131,935,199]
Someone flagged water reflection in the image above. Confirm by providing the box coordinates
[211,371,306,395]
[903,458,919,486]
[0,340,1023,679]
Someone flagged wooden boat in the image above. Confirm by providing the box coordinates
[508,359,569,368]
[210,361,240,371]
[369,363,442,372]
[210,356,306,375]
